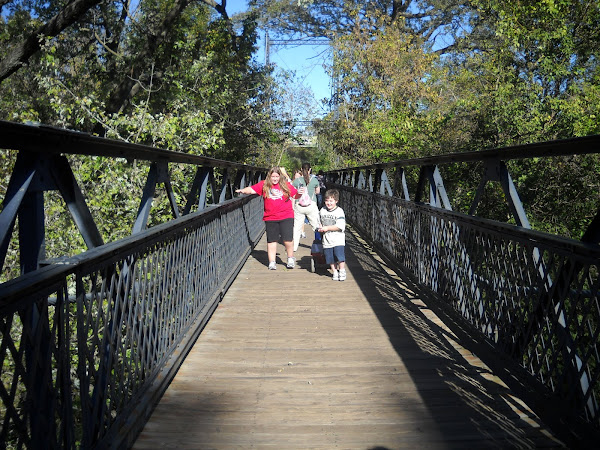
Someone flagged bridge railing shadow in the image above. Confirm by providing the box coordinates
[343,227,566,447]
[337,183,600,446]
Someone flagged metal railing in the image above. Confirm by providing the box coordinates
[0,120,267,282]
[0,121,266,448]
[327,135,600,441]
[3,121,600,447]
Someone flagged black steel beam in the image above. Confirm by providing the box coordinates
[0,120,266,171]
[328,134,600,172]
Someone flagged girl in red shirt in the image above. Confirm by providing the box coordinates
[236,167,303,270]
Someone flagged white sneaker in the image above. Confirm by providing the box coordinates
[287,257,295,269]
[339,269,347,281]
[268,261,277,270]
[332,270,339,281]
[300,232,306,239]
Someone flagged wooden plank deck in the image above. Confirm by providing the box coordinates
[133,228,564,449]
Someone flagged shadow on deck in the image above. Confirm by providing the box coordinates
[133,228,564,449]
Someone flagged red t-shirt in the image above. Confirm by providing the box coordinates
[251,180,298,221]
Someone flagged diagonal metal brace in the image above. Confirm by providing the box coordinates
[415,165,452,210]
[470,159,530,228]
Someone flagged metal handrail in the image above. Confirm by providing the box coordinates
[322,134,600,444]
[0,120,263,169]
[333,180,600,444]
[324,135,600,244]
[327,134,600,171]
[0,121,268,284]
[0,121,269,448]
[3,121,600,448]
[0,194,265,448]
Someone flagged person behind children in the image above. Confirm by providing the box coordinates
[292,162,321,251]
[317,189,346,281]
[292,168,308,238]
[235,166,301,270]
[316,170,326,208]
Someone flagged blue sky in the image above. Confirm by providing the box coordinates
[226,0,332,115]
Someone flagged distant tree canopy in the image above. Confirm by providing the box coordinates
[0,0,286,281]
[250,0,600,162]
[2,0,598,161]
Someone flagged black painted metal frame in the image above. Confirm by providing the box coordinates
[327,134,600,242]
[3,122,599,447]
[326,135,600,442]
[0,121,267,448]
[0,120,267,281]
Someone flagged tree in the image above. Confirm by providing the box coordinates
[321,14,449,165]
[301,0,600,238]
[0,0,103,82]
[0,0,284,278]
[249,0,474,52]
[0,0,281,158]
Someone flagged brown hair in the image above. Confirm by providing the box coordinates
[324,189,339,202]
[263,166,291,200]
[301,162,312,186]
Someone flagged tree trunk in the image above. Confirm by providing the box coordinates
[0,0,103,82]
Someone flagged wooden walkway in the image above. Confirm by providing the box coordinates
[133,229,564,449]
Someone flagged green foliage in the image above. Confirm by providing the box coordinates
[0,1,280,159]
[465,0,600,141]
[306,0,600,238]
[0,1,287,282]
[324,17,442,165]
[508,155,600,238]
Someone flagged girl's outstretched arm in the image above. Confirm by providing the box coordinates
[236,186,256,195]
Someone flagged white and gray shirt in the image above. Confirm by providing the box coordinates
[319,206,346,248]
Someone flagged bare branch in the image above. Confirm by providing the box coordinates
[200,0,229,19]
[95,31,122,58]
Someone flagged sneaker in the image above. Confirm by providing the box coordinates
[300,232,306,239]
[286,257,295,269]
[332,270,339,281]
[339,269,347,281]
[268,261,277,270]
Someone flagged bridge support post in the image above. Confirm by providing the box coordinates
[374,168,394,196]
[1,152,105,272]
[219,168,232,204]
[133,162,159,233]
[469,159,530,228]
[183,166,210,214]
[581,207,600,245]
[392,167,410,201]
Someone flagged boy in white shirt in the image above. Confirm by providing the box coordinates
[317,189,347,281]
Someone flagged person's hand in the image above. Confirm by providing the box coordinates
[298,186,306,194]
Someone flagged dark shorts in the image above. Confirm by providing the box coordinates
[324,245,345,265]
[265,218,294,243]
